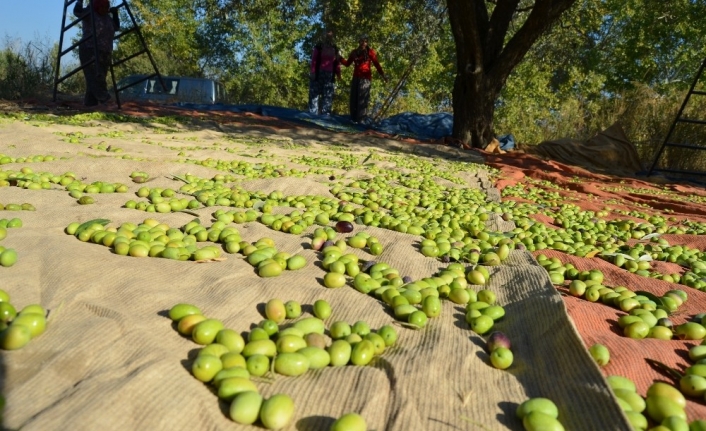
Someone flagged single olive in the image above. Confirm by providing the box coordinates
[259,394,295,430]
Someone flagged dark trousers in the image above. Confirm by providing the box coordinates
[78,47,112,106]
[308,72,335,115]
[349,77,371,122]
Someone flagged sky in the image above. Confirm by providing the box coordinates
[1,1,81,47]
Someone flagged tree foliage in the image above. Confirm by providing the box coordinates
[103,0,706,148]
[496,0,706,144]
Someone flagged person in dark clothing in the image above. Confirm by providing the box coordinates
[341,35,387,123]
[308,29,343,116]
[73,0,118,107]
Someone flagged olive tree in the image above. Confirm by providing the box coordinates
[447,0,578,147]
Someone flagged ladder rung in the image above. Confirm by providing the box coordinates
[59,36,94,56]
[62,18,83,33]
[664,142,706,151]
[55,62,93,85]
[112,49,148,67]
[113,28,136,41]
[676,118,706,125]
[692,90,706,96]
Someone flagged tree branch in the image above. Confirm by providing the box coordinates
[486,0,521,65]
[447,0,490,76]
[489,0,578,91]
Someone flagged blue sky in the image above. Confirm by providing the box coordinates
[1,1,80,46]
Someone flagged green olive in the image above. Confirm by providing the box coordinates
[408,310,428,328]
[191,319,224,345]
[0,324,31,350]
[330,321,352,340]
[0,302,17,323]
[645,395,686,423]
[213,367,250,387]
[313,299,332,320]
[324,272,346,288]
[286,255,306,270]
[588,343,610,367]
[516,398,559,419]
[217,329,245,353]
[466,270,486,285]
[229,391,263,425]
[364,333,386,355]
[675,322,706,340]
[330,413,367,431]
[0,249,17,267]
[242,339,277,358]
[259,319,279,337]
[661,416,688,431]
[481,305,505,321]
[350,339,375,366]
[198,343,229,359]
[613,389,645,413]
[624,411,648,431]
[246,354,270,377]
[168,303,202,322]
[265,299,286,323]
[624,321,649,339]
[177,314,206,336]
[448,288,471,305]
[348,236,367,249]
[221,352,247,369]
[191,354,223,382]
[377,325,397,346]
[297,346,330,369]
[293,317,325,335]
[680,374,706,397]
[470,315,494,335]
[12,313,46,338]
[284,300,301,319]
[647,381,686,409]
[369,242,383,255]
[259,261,283,277]
[218,377,258,402]
[421,296,441,318]
[328,339,352,366]
[276,334,308,353]
[522,411,565,431]
[274,352,310,376]
[259,393,295,430]
[607,375,636,392]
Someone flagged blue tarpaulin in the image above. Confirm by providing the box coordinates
[174,103,512,147]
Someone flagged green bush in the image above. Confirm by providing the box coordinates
[0,38,84,101]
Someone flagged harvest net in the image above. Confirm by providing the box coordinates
[0,101,703,430]
[486,149,706,422]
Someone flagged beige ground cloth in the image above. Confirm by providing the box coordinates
[530,123,643,176]
[0,113,630,430]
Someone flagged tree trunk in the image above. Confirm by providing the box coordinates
[447,0,579,148]
[452,70,497,149]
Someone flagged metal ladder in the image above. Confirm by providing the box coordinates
[53,0,165,108]
[647,57,706,176]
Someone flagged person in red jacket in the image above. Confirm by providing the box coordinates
[341,35,388,124]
